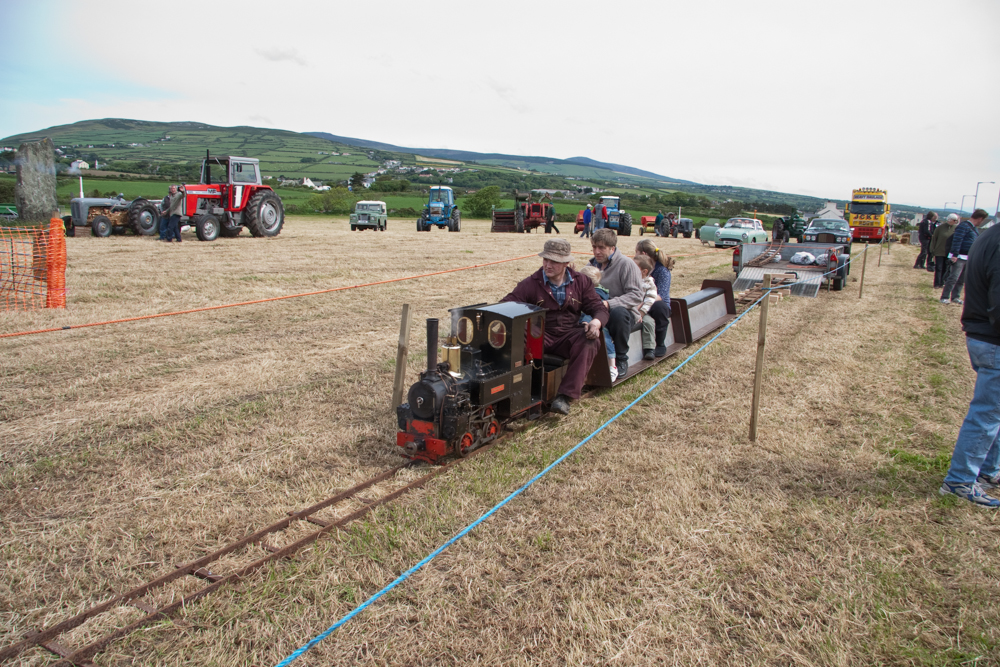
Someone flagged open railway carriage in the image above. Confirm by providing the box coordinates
[397,281,737,464]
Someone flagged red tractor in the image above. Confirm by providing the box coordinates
[491,190,555,233]
[178,152,284,241]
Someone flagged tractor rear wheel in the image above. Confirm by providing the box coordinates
[195,214,220,241]
[245,191,284,237]
[449,209,461,232]
[619,212,632,236]
[515,209,524,233]
[91,215,112,238]
[129,200,159,236]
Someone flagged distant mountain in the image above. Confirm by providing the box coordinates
[305,132,695,185]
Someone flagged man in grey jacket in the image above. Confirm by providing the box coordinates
[589,228,645,377]
[164,184,185,243]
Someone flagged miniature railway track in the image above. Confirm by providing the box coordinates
[0,448,494,666]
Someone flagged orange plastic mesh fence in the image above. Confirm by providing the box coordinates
[0,218,67,310]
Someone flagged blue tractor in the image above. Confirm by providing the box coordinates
[597,195,633,236]
[417,186,461,232]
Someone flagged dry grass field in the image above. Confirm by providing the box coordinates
[1,217,998,666]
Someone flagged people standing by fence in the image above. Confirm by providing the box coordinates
[941,209,988,304]
[915,211,937,270]
[930,213,959,289]
[580,205,593,238]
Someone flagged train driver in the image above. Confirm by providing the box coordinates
[501,238,609,416]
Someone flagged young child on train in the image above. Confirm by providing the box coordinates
[578,265,619,381]
[634,240,676,358]
[632,255,660,360]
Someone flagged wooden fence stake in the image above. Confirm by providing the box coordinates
[878,239,883,266]
[391,304,413,409]
[858,244,869,299]
[749,275,772,442]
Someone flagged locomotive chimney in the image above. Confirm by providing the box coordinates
[426,318,439,372]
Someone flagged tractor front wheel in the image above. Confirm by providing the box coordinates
[196,214,221,242]
[62,216,75,237]
[619,212,632,237]
[91,215,112,238]
[245,191,284,238]
[129,200,160,236]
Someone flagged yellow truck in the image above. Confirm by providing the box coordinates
[845,187,889,243]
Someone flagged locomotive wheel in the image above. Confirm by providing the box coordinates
[91,215,112,237]
[195,214,220,242]
[486,419,500,440]
[458,432,475,457]
[244,190,284,238]
[128,200,159,236]
[619,212,632,236]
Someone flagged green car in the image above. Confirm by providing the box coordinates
[715,217,769,247]
[350,200,388,231]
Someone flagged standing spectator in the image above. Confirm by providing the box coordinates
[580,205,593,238]
[930,213,959,289]
[159,191,171,241]
[595,201,607,230]
[915,211,938,270]
[164,184,185,243]
[589,228,646,378]
[939,213,1000,507]
[941,209,988,304]
[654,209,665,237]
[544,203,559,234]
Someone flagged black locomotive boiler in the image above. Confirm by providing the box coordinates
[397,302,571,464]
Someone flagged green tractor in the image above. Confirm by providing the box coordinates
[774,213,807,243]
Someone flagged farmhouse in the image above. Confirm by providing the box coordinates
[70,159,90,170]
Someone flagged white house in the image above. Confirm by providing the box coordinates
[70,159,90,170]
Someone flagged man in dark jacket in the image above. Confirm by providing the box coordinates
[930,214,959,288]
[940,214,1000,507]
[941,209,987,304]
[915,211,937,270]
[501,238,608,415]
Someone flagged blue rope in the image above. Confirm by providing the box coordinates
[274,240,876,666]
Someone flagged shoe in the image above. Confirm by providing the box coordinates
[914,265,924,269]
[550,394,571,415]
[654,345,667,357]
[939,482,1000,507]
[643,349,655,361]
[609,361,618,382]
[952,298,963,305]
[940,298,950,304]
[616,358,628,378]
[977,472,1000,490]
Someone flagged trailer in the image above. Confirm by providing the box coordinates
[732,241,852,297]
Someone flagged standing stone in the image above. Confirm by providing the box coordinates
[15,138,58,222]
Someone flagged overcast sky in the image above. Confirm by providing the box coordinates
[2,0,998,211]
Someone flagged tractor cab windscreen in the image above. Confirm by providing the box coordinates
[599,197,619,208]
[231,162,258,184]
[201,158,230,185]
[430,189,450,204]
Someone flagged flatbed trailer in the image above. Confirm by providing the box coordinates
[732,242,851,296]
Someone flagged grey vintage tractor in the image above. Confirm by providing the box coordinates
[68,194,160,237]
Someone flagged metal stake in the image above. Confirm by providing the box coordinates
[858,245,868,298]
[749,275,772,442]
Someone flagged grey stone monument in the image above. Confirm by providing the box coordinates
[15,138,58,222]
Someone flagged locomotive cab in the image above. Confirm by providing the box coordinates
[397,302,547,463]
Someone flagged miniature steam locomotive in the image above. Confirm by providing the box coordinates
[396,302,567,464]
